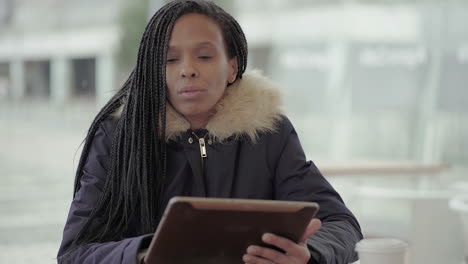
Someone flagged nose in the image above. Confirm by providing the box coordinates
[180,58,199,78]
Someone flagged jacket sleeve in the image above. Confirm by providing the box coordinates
[57,119,153,264]
[271,117,363,264]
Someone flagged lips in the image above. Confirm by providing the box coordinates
[178,86,207,99]
[179,86,205,93]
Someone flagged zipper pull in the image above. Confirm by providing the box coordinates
[198,137,207,158]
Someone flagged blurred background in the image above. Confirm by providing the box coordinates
[1,0,467,263]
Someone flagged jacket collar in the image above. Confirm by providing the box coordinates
[166,70,283,143]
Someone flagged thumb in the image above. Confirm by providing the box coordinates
[299,218,321,245]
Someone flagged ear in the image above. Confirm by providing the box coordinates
[228,56,239,84]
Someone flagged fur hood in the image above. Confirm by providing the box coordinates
[167,70,284,142]
[114,70,284,143]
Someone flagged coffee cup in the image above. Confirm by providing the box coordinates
[355,238,408,264]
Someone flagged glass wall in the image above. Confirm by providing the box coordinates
[1,0,467,263]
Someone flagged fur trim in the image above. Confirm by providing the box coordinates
[113,70,284,143]
[205,70,284,142]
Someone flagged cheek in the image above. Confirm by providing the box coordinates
[209,88,226,106]
[209,71,227,98]
[165,66,175,86]
[165,68,177,96]
[165,86,177,108]
[210,64,230,89]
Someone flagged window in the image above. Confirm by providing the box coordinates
[72,58,96,98]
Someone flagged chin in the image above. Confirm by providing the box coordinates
[178,106,210,118]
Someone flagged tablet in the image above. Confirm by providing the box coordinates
[144,197,319,264]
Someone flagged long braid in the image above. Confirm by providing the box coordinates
[62,0,249,259]
[146,4,175,227]
[72,72,133,195]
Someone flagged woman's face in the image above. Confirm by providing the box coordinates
[165,13,238,124]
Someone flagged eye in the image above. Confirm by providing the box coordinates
[199,56,212,60]
[166,58,178,63]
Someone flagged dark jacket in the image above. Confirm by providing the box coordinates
[57,71,363,264]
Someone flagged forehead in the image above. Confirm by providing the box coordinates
[168,13,224,48]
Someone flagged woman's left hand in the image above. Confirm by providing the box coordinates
[243,218,322,264]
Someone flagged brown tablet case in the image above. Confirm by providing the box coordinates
[144,197,319,264]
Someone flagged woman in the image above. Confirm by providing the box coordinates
[57,0,363,263]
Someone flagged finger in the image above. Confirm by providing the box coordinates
[299,218,322,244]
[262,233,304,258]
[243,253,277,264]
[246,245,289,264]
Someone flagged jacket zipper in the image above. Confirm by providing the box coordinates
[191,132,208,170]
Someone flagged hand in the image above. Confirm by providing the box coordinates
[243,218,321,264]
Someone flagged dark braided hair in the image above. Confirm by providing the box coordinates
[63,0,248,257]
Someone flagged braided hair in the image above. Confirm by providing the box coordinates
[64,0,248,256]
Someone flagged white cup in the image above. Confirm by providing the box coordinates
[355,238,408,264]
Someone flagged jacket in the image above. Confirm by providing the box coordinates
[57,71,363,264]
